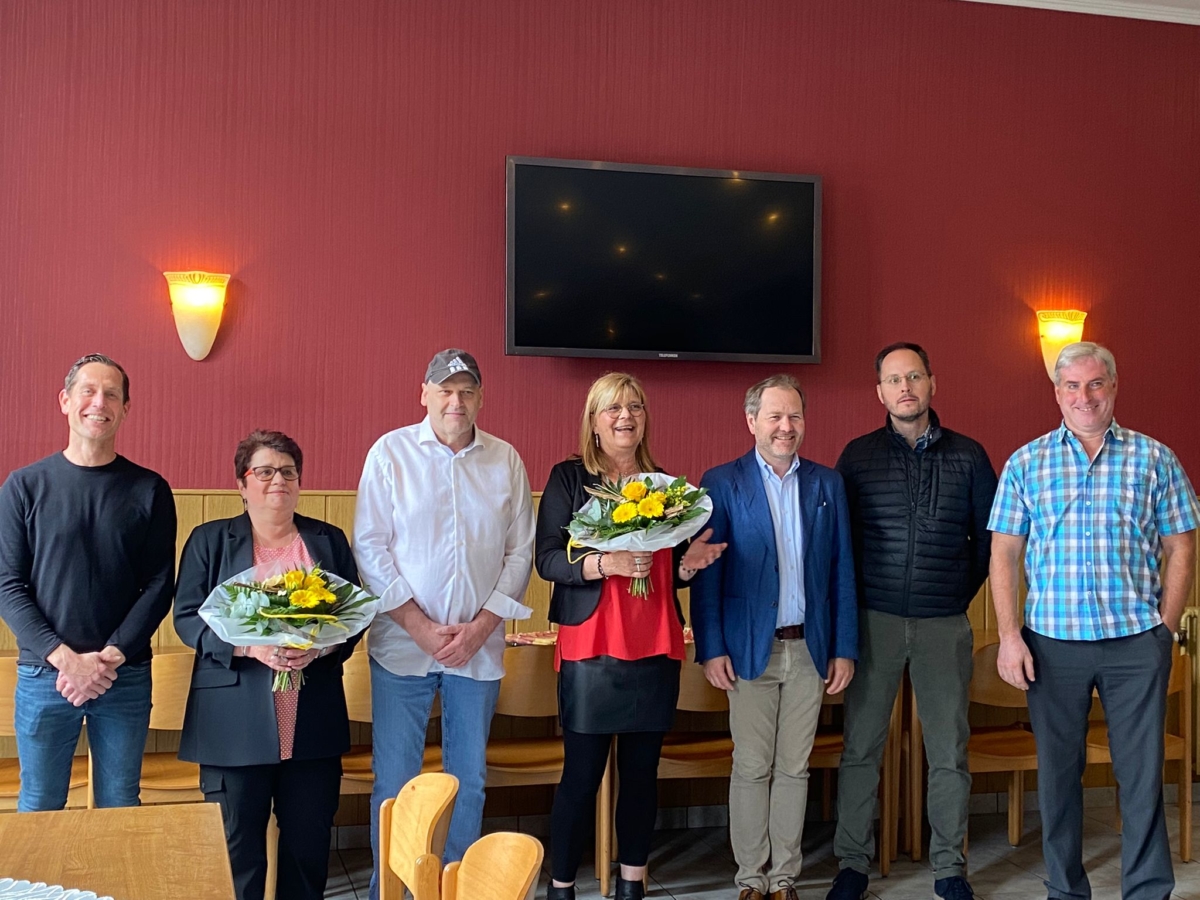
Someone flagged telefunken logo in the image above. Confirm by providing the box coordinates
[657,352,679,358]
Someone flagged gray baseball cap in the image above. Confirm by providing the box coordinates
[425,349,482,385]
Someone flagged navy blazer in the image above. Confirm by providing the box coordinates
[173,512,364,767]
[690,450,858,681]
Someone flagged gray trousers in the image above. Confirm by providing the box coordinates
[834,609,973,880]
[1025,625,1175,900]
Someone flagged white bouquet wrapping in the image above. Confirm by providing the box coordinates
[566,472,712,597]
[198,560,381,689]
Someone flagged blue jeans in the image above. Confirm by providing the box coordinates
[368,658,500,900]
[14,659,152,811]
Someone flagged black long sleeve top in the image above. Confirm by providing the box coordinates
[0,452,177,666]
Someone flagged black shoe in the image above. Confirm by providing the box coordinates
[615,876,645,900]
[826,867,869,900]
[934,876,974,899]
[547,884,576,900]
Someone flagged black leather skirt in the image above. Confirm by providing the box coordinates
[558,654,681,734]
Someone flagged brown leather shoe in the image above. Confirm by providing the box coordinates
[769,888,800,900]
[737,890,765,900]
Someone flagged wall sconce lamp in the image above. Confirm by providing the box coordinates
[1036,309,1087,381]
[164,271,230,361]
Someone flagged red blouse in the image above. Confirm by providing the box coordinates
[555,548,685,670]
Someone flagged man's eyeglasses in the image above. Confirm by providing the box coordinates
[245,465,300,482]
[600,402,646,418]
[880,373,928,388]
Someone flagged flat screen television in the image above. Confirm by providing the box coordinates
[506,156,821,363]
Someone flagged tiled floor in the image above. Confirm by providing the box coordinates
[325,803,1198,899]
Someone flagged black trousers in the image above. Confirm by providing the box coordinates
[549,729,666,882]
[200,755,343,900]
[1025,625,1175,900]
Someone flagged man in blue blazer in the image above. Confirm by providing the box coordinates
[691,374,858,900]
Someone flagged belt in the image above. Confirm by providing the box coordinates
[775,624,805,641]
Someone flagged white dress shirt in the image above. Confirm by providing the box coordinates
[353,417,535,680]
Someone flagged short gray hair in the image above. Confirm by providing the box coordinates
[744,374,806,417]
[1053,342,1117,386]
[64,353,130,403]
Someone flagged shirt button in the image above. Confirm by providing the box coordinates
[1086,561,1092,566]
[1086,501,1091,506]
[1085,531,1090,536]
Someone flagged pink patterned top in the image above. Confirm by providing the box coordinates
[253,532,314,761]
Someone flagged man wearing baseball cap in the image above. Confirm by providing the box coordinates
[353,349,536,899]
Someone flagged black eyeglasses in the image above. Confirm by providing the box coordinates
[245,465,300,482]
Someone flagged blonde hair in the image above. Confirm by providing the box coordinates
[577,372,658,476]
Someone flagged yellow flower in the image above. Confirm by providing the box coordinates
[288,589,320,609]
[637,496,665,518]
[621,481,648,502]
[303,573,327,591]
[284,570,305,590]
[612,502,639,523]
[310,586,336,604]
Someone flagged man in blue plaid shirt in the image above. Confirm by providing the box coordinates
[989,341,1198,900]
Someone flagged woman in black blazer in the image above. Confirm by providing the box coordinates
[174,430,363,900]
[536,373,722,900]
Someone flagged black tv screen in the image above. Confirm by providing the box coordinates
[506,156,821,363]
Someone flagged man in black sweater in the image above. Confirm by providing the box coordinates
[0,354,175,811]
[825,343,997,900]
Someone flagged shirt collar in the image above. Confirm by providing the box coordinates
[756,449,800,479]
[1053,419,1123,445]
[417,415,482,456]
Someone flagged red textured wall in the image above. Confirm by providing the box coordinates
[2,0,1198,491]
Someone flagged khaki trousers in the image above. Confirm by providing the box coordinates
[727,638,824,893]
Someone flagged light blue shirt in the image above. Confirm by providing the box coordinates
[757,451,806,628]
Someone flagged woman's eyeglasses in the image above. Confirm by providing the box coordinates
[600,402,646,418]
[245,465,300,482]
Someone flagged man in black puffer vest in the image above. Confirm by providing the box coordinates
[825,343,997,900]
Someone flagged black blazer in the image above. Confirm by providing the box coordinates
[173,512,364,767]
[536,458,685,627]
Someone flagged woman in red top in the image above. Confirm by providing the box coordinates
[536,373,724,900]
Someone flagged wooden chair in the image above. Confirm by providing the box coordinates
[0,656,89,811]
[442,831,544,900]
[811,686,903,875]
[963,642,1039,847]
[340,645,443,800]
[136,648,203,805]
[656,646,901,875]
[485,643,616,893]
[379,771,459,900]
[1085,642,1192,862]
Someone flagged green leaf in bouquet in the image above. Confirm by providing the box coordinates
[668,475,688,491]
[681,489,705,505]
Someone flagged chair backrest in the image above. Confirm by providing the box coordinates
[0,656,15,738]
[969,643,1029,708]
[150,649,197,731]
[387,772,459,892]
[677,645,727,712]
[1168,644,1188,695]
[495,644,557,718]
[442,832,544,900]
[343,646,439,725]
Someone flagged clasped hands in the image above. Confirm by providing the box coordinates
[49,644,125,707]
[244,645,321,673]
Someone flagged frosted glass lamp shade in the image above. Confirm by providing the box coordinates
[164,271,230,361]
[1037,310,1086,381]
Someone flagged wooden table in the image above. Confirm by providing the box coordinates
[0,803,234,899]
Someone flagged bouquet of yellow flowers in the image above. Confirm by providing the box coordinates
[567,473,712,597]
[199,563,381,690]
